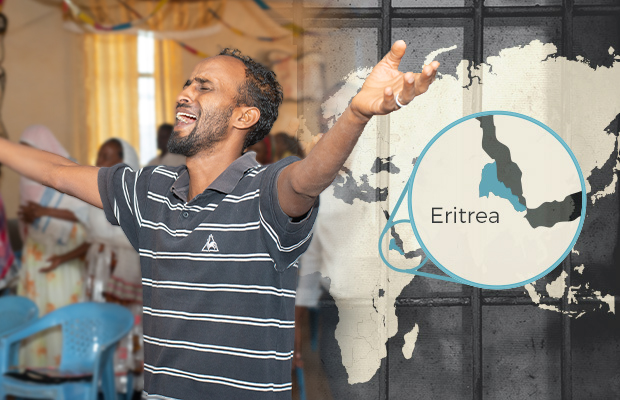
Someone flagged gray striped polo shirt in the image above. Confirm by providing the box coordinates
[98,152,318,399]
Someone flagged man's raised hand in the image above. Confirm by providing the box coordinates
[272,41,439,218]
[350,40,439,122]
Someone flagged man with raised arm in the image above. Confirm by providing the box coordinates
[0,41,438,399]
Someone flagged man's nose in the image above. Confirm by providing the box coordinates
[176,86,193,105]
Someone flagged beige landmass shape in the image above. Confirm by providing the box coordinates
[546,271,568,298]
[315,40,619,385]
[591,163,618,204]
[524,283,541,304]
[402,323,420,360]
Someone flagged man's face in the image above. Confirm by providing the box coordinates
[96,141,123,168]
[169,56,246,157]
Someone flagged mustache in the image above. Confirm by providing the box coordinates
[176,103,199,113]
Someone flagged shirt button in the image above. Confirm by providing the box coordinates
[182,211,189,218]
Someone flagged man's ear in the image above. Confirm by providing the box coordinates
[233,107,260,131]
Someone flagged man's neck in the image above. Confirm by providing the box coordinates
[185,142,242,202]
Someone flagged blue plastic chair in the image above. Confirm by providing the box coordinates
[0,295,39,378]
[0,296,38,337]
[0,302,134,400]
[295,366,307,400]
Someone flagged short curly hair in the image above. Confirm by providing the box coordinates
[219,48,283,149]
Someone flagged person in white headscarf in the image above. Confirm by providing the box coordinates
[42,137,144,395]
[16,125,88,368]
[84,138,141,304]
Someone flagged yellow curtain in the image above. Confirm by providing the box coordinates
[83,33,140,164]
[154,39,184,128]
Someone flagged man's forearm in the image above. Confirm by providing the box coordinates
[0,138,103,208]
[276,106,369,217]
[42,207,79,222]
[58,242,90,263]
[0,137,74,188]
[288,107,369,198]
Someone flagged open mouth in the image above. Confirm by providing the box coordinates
[176,112,198,125]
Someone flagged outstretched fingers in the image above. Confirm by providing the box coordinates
[397,72,416,106]
[382,40,407,69]
[383,86,397,112]
[352,42,440,116]
[394,62,439,108]
[415,61,440,96]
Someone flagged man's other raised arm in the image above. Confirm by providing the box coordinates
[0,137,102,208]
[277,40,440,217]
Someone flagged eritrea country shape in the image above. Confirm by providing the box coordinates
[477,115,582,228]
[391,111,586,289]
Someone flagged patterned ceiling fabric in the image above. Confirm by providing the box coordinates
[65,0,225,32]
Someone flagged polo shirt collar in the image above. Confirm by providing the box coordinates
[171,151,260,202]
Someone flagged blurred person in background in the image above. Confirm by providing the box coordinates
[246,135,273,165]
[0,165,16,293]
[273,132,305,162]
[16,125,87,367]
[43,138,144,396]
[147,123,186,167]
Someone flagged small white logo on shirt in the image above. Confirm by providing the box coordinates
[202,234,219,252]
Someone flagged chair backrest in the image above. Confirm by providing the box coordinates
[0,296,38,336]
[41,303,134,372]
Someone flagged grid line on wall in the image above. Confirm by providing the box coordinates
[561,1,575,398]
[379,3,392,398]
[471,1,484,397]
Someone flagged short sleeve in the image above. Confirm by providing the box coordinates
[98,164,149,252]
[259,157,320,272]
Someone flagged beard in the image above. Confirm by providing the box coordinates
[168,104,234,157]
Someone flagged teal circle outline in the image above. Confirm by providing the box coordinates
[406,110,587,290]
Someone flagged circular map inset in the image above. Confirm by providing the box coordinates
[408,111,586,289]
